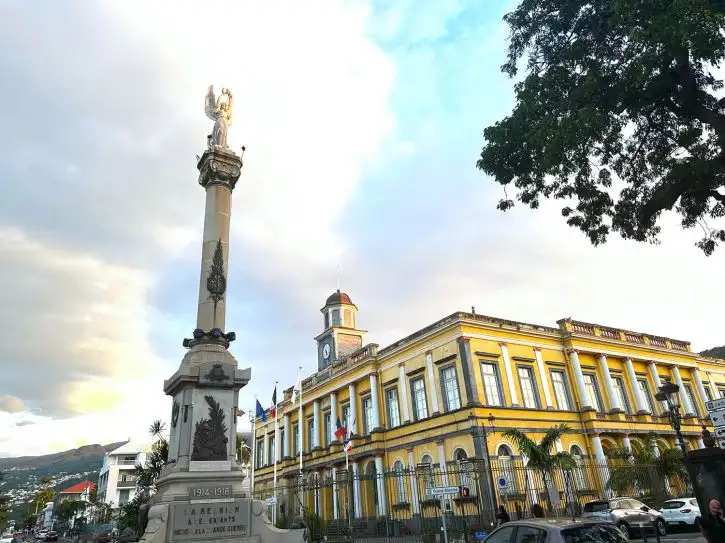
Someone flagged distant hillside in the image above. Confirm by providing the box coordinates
[0,442,126,471]
[701,346,725,359]
[0,441,126,522]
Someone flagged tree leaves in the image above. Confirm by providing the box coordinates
[478,0,725,253]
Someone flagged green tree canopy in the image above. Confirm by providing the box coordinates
[136,420,168,491]
[477,0,725,254]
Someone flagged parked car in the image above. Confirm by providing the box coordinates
[43,532,57,542]
[34,531,48,542]
[582,497,666,539]
[483,518,628,543]
[661,497,701,528]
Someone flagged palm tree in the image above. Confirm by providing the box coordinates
[136,419,169,491]
[605,433,688,499]
[236,434,251,465]
[502,424,577,508]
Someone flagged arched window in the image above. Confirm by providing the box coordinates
[496,445,516,493]
[454,449,471,488]
[392,460,407,503]
[420,454,435,491]
[570,445,588,489]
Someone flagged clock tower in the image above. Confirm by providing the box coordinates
[315,289,366,370]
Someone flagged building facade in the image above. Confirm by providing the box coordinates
[56,481,96,525]
[252,291,725,524]
[96,442,149,509]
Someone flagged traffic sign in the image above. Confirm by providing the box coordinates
[719,439,725,450]
[706,398,725,412]
[266,496,277,505]
[715,427,725,438]
[497,475,511,491]
[709,408,725,428]
[425,486,460,497]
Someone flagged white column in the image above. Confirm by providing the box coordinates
[313,400,321,448]
[374,456,388,516]
[652,443,660,457]
[351,461,362,518]
[706,372,719,399]
[625,358,649,414]
[521,453,539,505]
[649,362,667,413]
[398,364,410,423]
[275,425,281,465]
[332,468,339,520]
[425,353,440,414]
[569,351,592,410]
[622,435,632,452]
[499,343,519,406]
[591,435,607,464]
[672,367,696,415]
[283,414,291,458]
[534,348,554,409]
[693,370,709,409]
[555,438,564,453]
[369,373,381,430]
[264,431,270,466]
[437,441,449,486]
[407,449,420,515]
[598,354,622,412]
[330,391,338,441]
[348,382,357,427]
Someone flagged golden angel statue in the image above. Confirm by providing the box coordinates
[204,85,233,149]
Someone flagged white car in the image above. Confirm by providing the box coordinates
[661,497,701,528]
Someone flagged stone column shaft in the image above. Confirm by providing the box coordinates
[332,468,339,520]
[407,449,420,515]
[598,354,622,412]
[437,441,449,486]
[649,362,667,413]
[330,391,338,441]
[625,358,649,414]
[313,400,321,448]
[672,367,696,415]
[425,352,440,414]
[499,344,519,406]
[348,383,357,427]
[374,456,387,516]
[569,351,592,410]
[693,370,709,409]
[369,374,381,430]
[534,348,554,409]
[283,414,291,458]
[351,461,362,518]
[398,365,410,423]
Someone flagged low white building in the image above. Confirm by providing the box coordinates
[41,502,54,529]
[96,442,150,509]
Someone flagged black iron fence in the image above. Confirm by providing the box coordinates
[253,458,690,541]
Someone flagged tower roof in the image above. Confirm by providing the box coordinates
[324,289,354,308]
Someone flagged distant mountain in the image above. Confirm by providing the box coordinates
[701,346,725,359]
[0,442,126,471]
[0,441,126,522]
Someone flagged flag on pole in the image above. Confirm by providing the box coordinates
[255,399,267,423]
[236,408,245,417]
[292,368,302,404]
[343,417,355,452]
[270,386,278,419]
[334,417,346,441]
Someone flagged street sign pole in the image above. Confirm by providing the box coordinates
[440,495,449,543]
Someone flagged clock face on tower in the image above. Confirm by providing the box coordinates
[322,343,331,360]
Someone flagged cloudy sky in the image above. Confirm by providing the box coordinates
[1,0,723,457]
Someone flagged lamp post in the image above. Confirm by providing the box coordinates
[655,383,687,454]
[469,413,498,524]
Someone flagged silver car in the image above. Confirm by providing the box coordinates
[582,497,666,539]
[483,519,628,543]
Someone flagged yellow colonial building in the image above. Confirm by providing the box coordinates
[252,290,725,527]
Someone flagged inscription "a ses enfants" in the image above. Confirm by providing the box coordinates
[170,500,250,541]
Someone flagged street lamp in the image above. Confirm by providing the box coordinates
[655,383,687,454]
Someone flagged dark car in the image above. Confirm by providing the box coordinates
[43,533,57,542]
[582,497,666,539]
[483,518,629,543]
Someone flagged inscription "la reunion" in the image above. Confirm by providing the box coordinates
[172,504,247,538]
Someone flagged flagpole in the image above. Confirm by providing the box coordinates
[297,366,303,475]
[273,381,279,526]
[250,396,256,496]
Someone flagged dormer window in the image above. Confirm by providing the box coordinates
[331,309,341,326]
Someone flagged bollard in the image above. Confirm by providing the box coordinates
[640,522,648,543]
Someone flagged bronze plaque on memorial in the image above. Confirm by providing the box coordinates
[169,499,250,541]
